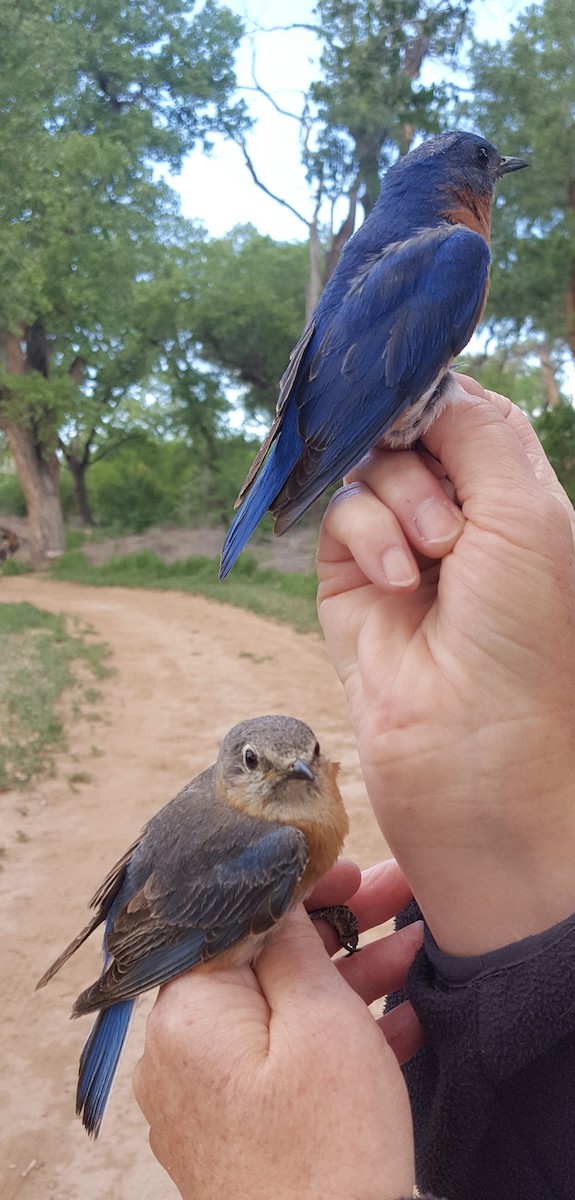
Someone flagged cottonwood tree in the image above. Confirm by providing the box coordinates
[0,0,246,562]
[188,225,308,417]
[466,0,575,389]
[235,0,471,313]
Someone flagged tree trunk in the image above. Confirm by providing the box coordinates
[538,343,561,409]
[1,329,65,565]
[306,217,324,320]
[564,267,575,364]
[66,455,96,526]
[3,420,65,564]
[324,186,358,286]
[564,184,575,362]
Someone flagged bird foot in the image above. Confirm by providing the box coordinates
[308,904,359,954]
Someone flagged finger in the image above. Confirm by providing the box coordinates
[133,961,273,1125]
[345,446,465,558]
[254,906,349,1012]
[314,860,416,958]
[305,858,363,956]
[452,371,486,398]
[378,1001,424,1066]
[423,382,575,566]
[132,1056,146,1112]
[459,378,561,491]
[305,857,362,909]
[484,390,575,535]
[337,921,424,1004]
[423,378,540,509]
[347,860,414,932]
[318,481,421,594]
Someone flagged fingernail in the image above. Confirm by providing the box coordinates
[415,498,464,545]
[382,547,417,588]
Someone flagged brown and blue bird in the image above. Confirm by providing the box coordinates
[36,716,352,1137]
[219,130,527,577]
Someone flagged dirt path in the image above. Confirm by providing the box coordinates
[0,578,389,1200]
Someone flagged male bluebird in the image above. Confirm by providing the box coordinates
[219,130,527,578]
[36,715,352,1137]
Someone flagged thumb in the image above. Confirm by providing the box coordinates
[254,906,352,1013]
[424,379,540,519]
[425,381,575,583]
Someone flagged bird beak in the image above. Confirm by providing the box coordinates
[497,155,528,176]
[289,759,314,782]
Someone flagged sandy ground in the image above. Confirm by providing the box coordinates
[0,576,389,1200]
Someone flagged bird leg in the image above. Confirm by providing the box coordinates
[308,904,359,954]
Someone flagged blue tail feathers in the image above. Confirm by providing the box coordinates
[76,999,135,1138]
[219,473,279,579]
[219,437,286,578]
[219,408,303,579]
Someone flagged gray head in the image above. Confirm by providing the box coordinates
[214,715,325,815]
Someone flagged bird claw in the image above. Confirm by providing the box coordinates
[308,904,360,954]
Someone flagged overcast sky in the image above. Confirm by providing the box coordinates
[174,0,530,241]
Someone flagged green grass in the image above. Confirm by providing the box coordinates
[0,602,112,791]
[1,558,31,576]
[50,550,319,634]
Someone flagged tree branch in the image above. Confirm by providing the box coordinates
[245,49,306,123]
[90,431,146,465]
[233,137,311,229]
[244,21,321,36]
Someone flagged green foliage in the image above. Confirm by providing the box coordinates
[89,453,179,533]
[190,226,309,415]
[0,559,30,576]
[307,0,471,213]
[466,0,575,353]
[50,551,319,633]
[534,403,575,505]
[77,432,259,532]
[178,432,264,526]
[0,471,26,515]
[0,603,111,790]
[459,355,548,416]
[0,0,246,331]
[0,0,247,539]
[0,462,75,517]
[0,602,57,634]
[65,529,87,550]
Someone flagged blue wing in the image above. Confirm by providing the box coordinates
[273,223,490,528]
[72,821,309,1013]
[220,223,489,574]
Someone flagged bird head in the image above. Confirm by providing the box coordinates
[390,130,527,201]
[214,714,339,821]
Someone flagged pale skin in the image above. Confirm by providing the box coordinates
[134,375,575,1196]
[134,860,422,1200]
[318,375,575,954]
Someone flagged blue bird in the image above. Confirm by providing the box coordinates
[219,131,527,578]
[36,716,352,1137]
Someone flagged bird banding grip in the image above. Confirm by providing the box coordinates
[219,131,527,578]
[36,715,355,1137]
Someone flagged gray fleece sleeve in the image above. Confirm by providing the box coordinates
[401,911,575,1200]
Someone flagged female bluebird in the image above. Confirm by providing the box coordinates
[36,716,351,1137]
[219,130,527,578]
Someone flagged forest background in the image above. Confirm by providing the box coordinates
[1,0,574,567]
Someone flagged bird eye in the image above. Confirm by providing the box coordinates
[313,740,320,757]
[476,146,489,166]
[243,745,259,771]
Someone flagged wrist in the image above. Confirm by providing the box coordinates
[358,726,575,955]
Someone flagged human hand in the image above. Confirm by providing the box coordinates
[317,378,575,953]
[133,858,421,1200]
